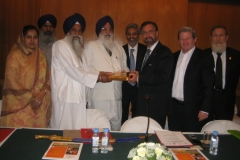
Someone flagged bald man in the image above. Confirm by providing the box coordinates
[38,14,58,68]
[84,15,129,131]
[50,13,111,129]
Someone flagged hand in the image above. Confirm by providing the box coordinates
[128,71,138,83]
[198,111,208,121]
[99,71,113,76]
[100,74,112,83]
[31,90,45,110]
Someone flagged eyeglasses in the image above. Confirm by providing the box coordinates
[101,27,113,32]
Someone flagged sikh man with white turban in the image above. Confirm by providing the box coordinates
[84,15,129,131]
[38,14,58,68]
[50,13,111,129]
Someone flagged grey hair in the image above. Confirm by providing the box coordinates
[125,23,140,35]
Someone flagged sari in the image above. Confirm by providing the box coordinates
[0,33,51,128]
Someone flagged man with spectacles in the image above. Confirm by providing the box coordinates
[38,14,58,68]
[84,15,129,131]
[128,21,173,128]
[168,27,215,132]
[121,23,146,124]
[204,25,240,120]
[50,13,111,129]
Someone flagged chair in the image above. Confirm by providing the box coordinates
[86,109,111,130]
[201,120,240,134]
[120,116,163,133]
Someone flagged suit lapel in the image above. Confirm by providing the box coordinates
[136,44,146,71]
[141,42,160,71]
[225,47,233,84]
[185,48,199,76]
[125,46,130,68]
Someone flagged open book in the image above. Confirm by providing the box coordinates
[155,131,193,147]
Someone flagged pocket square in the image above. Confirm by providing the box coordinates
[149,64,152,66]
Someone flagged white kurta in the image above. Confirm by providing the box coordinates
[84,39,129,131]
[50,38,98,129]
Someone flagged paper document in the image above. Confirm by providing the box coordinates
[155,131,193,147]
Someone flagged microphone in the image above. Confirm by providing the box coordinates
[145,94,150,142]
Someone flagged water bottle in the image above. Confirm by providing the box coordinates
[92,128,99,153]
[101,128,109,153]
[209,131,219,155]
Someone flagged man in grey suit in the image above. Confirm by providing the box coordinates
[122,23,146,124]
[169,27,215,132]
[204,25,240,120]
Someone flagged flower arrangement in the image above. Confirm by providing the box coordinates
[127,142,173,160]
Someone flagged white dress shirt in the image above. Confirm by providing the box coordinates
[172,47,195,101]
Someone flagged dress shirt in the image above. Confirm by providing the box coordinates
[172,47,195,101]
[212,51,226,89]
[128,43,138,66]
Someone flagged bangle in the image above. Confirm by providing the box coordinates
[99,75,102,82]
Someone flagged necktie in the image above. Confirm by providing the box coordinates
[129,49,135,71]
[142,49,151,70]
[108,49,112,57]
[215,52,222,89]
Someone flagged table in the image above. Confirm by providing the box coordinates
[0,128,240,160]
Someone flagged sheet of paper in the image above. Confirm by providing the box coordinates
[155,131,193,147]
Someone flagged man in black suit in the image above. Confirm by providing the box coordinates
[121,23,146,124]
[168,27,215,132]
[128,21,173,128]
[204,25,240,120]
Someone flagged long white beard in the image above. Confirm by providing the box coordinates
[99,33,115,50]
[39,30,55,44]
[212,42,227,53]
[66,34,84,61]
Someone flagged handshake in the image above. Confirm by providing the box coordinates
[98,71,138,83]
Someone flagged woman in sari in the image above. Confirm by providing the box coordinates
[0,25,51,128]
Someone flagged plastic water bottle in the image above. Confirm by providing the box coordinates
[209,131,219,155]
[101,128,109,153]
[92,128,99,153]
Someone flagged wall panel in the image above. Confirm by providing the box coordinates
[187,2,240,50]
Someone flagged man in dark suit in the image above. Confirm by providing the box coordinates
[128,21,173,128]
[204,25,240,120]
[121,23,146,124]
[168,27,215,132]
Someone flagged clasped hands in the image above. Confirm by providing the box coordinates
[98,71,113,83]
[128,70,139,83]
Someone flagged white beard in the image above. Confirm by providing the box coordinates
[99,33,115,51]
[39,30,55,44]
[66,34,84,61]
[211,42,227,53]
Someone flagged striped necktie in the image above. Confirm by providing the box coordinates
[129,49,135,71]
[142,49,151,70]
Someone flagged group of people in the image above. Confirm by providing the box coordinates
[1,13,239,132]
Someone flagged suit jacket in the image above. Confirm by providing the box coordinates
[171,47,215,118]
[204,47,240,109]
[122,43,146,90]
[136,42,173,122]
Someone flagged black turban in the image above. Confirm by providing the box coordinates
[63,13,86,35]
[95,15,114,36]
[37,14,57,28]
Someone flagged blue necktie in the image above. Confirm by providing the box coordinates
[142,49,151,70]
[129,49,135,71]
